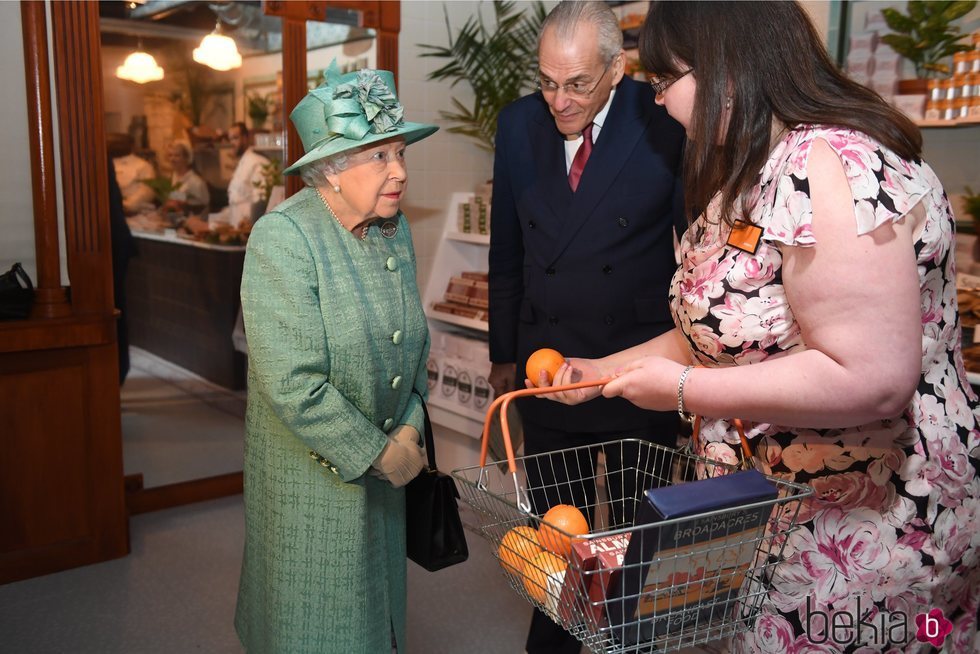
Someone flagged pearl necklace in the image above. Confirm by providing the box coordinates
[315,187,368,240]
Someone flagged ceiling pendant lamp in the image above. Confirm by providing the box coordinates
[193,20,242,71]
[116,42,164,84]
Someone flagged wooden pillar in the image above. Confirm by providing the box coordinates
[20,2,70,318]
[49,1,113,315]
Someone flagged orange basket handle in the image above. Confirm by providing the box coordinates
[480,378,614,472]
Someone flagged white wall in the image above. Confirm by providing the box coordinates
[0,2,36,279]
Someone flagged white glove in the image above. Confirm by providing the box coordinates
[370,434,424,488]
[391,424,421,448]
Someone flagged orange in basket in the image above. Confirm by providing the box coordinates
[538,504,589,558]
[498,526,543,576]
[525,348,565,386]
[522,550,567,604]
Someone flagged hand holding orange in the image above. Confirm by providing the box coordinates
[525,348,565,387]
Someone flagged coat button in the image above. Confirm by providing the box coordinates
[604,315,615,325]
[392,330,403,345]
[618,217,629,227]
[546,267,556,275]
[383,418,394,430]
[548,316,559,325]
[386,257,397,271]
[602,264,613,274]
[528,220,536,229]
[391,375,403,389]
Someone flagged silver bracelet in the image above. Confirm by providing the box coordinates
[677,365,696,424]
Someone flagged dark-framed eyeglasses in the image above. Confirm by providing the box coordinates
[649,68,694,96]
[538,60,613,99]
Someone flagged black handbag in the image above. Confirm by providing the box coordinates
[0,262,35,320]
[405,394,469,571]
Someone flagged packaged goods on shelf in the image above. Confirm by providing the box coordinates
[456,194,491,235]
[441,274,490,312]
[432,300,488,322]
[426,332,493,424]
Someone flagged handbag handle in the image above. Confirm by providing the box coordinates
[12,263,34,290]
[413,391,438,471]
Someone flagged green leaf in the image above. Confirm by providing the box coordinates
[417,0,546,151]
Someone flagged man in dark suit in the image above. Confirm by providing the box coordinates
[488,3,685,652]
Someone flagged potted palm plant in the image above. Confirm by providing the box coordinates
[418,0,547,152]
[880,0,977,93]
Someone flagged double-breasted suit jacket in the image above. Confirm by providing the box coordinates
[489,76,686,435]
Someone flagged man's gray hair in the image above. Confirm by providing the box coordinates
[539,1,623,64]
[299,152,349,188]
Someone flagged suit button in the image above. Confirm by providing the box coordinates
[386,257,397,271]
[548,316,559,325]
[392,330,403,345]
[618,217,629,228]
[602,264,613,274]
[604,315,615,325]
[391,375,403,389]
[546,267,556,275]
[528,220,536,229]
[383,418,394,430]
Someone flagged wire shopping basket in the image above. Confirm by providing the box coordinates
[450,381,813,654]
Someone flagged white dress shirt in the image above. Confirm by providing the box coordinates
[563,88,615,174]
[227,148,270,228]
[113,154,156,213]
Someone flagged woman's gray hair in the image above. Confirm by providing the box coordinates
[298,152,349,188]
[539,1,623,64]
[169,140,193,165]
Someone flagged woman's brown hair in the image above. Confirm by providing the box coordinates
[639,1,922,227]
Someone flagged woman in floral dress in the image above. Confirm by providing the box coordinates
[545,2,979,651]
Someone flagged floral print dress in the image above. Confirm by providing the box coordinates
[670,125,980,653]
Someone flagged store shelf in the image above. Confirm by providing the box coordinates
[446,231,490,245]
[915,117,980,128]
[429,310,489,332]
[427,393,486,439]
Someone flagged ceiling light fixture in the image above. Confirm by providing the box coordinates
[115,40,164,84]
[193,19,242,71]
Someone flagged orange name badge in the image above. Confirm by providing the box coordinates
[727,220,762,254]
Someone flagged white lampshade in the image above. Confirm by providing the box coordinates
[116,50,164,84]
[193,32,242,71]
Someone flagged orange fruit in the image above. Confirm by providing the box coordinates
[522,550,567,604]
[538,504,589,558]
[498,526,543,576]
[525,348,565,387]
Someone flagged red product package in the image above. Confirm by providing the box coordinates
[557,532,631,627]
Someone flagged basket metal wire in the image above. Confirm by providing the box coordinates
[452,426,812,653]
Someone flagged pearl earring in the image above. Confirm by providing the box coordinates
[725,97,732,110]
[333,184,341,193]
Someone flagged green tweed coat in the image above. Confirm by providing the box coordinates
[234,187,430,654]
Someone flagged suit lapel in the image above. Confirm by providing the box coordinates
[529,107,573,212]
[548,79,649,262]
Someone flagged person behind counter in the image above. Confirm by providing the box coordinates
[226,121,269,229]
[234,64,438,654]
[546,1,980,651]
[162,141,209,214]
[107,132,155,215]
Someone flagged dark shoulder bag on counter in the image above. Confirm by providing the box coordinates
[405,394,469,571]
[0,262,35,320]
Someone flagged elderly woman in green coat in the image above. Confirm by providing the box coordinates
[234,65,438,653]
